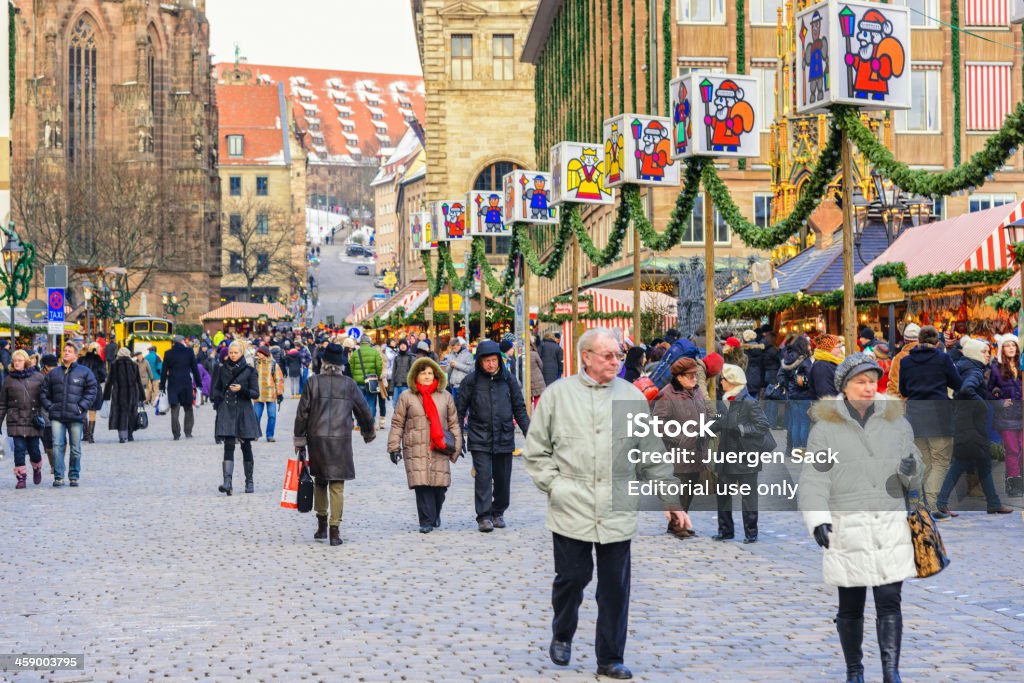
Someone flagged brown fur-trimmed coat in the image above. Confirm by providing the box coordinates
[387,357,462,489]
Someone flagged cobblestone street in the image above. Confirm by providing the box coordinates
[1,403,1022,682]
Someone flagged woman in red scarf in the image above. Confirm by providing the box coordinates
[386,357,463,532]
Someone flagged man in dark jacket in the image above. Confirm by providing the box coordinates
[539,331,564,386]
[159,335,203,440]
[898,325,962,513]
[390,340,414,408]
[40,342,99,487]
[456,340,530,532]
[809,334,844,399]
[741,329,765,396]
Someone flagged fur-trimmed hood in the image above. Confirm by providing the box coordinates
[810,394,904,424]
[407,356,447,391]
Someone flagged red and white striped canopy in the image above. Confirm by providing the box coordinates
[558,287,678,377]
[855,199,1024,285]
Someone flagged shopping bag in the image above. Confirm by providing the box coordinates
[280,455,301,510]
[296,448,314,514]
[99,401,110,419]
[154,392,169,416]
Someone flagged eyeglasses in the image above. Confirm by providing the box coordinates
[584,350,625,362]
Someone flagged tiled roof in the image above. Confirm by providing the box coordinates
[215,63,424,165]
[215,82,289,166]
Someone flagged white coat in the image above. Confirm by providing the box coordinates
[800,396,924,588]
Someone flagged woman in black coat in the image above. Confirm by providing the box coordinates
[935,339,1013,514]
[712,363,774,543]
[103,348,146,443]
[79,343,107,443]
[212,342,261,495]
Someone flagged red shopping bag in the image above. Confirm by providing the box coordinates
[280,456,301,509]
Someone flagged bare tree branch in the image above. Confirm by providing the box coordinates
[222,190,300,300]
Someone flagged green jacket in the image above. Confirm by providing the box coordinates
[523,372,678,544]
[349,342,383,385]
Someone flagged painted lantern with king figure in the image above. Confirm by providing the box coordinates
[549,142,615,206]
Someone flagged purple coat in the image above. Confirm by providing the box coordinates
[988,362,1022,431]
[198,363,212,397]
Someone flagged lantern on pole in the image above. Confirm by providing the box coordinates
[603,114,679,188]
[671,73,760,159]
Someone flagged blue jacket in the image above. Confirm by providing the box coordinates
[776,349,813,400]
[41,362,99,423]
[145,349,162,378]
[809,359,838,400]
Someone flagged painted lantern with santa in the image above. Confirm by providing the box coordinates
[670,73,760,159]
[602,114,681,188]
[795,0,911,113]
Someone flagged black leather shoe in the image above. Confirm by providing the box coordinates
[596,663,632,679]
[712,533,734,541]
[548,639,571,666]
[492,514,506,528]
[743,536,757,544]
[419,524,432,533]
[434,516,441,528]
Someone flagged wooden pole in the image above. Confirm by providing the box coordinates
[570,233,580,375]
[633,213,642,346]
[446,279,455,343]
[841,129,856,353]
[523,264,533,415]
[479,271,487,339]
[704,188,716,401]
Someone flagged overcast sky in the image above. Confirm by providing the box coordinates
[205,0,422,75]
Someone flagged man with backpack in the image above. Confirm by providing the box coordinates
[349,336,384,423]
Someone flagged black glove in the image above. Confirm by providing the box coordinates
[363,431,376,445]
[389,451,402,465]
[898,454,916,477]
[460,440,468,458]
[277,395,284,406]
[813,523,832,549]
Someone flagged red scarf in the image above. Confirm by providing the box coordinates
[416,380,446,451]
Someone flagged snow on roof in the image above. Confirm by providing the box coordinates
[258,74,272,84]
[327,88,348,101]
[327,77,345,89]
[343,132,360,143]
[300,102,318,113]
[339,118,356,127]
[367,105,385,116]
[346,144,362,155]
[334,104,354,116]
[375,133,391,143]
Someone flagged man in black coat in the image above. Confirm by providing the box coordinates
[159,335,203,440]
[456,340,530,532]
[40,342,99,487]
[539,331,563,386]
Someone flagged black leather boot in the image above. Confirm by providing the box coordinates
[329,525,342,546]
[835,617,865,683]
[243,460,254,493]
[218,460,233,496]
[86,420,96,443]
[877,614,903,683]
[314,515,328,540]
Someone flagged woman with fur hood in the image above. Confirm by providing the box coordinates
[800,353,924,683]
[387,357,463,533]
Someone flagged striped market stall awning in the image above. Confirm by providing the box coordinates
[200,301,292,322]
[346,299,376,325]
[557,288,678,378]
[855,199,1024,285]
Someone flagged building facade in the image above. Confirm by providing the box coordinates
[371,127,423,280]
[9,0,221,319]
[410,0,538,290]
[522,0,1024,311]
[215,70,306,303]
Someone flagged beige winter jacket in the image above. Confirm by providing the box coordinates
[387,357,462,489]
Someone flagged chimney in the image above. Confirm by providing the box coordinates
[807,198,844,250]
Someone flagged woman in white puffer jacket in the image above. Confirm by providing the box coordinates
[800,353,923,683]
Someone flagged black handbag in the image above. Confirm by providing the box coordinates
[441,430,457,456]
[296,447,314,513]
[762,382,787,401]
[135,403,149,431]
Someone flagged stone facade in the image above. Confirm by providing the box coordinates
[9,0,221,321]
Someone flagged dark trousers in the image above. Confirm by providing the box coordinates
[551,532,631,667]
[223,438,253,464]
[471,451,513,520]
[716,472,759,538]
[837,582,903,619]
[170,404,194,439]
[414,485,446,526]
[675,471,701,512]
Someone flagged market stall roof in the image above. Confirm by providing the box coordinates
[1001,271,1021,293]
[854,199,1024,284]
[346,298,377,325]
[725,223,891,303]
[584,256,753,290]
[200,302,291,322]
[364,281,428,322]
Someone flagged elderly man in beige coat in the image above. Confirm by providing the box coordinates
[524,327,689,681]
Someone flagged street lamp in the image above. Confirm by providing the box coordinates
[0,223,36,348]
[161,291,189,319]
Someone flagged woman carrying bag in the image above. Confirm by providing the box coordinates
[386,356,462,533]
[800,353,924,683]
[293,343,376,546]
[0,350,46,488]
[103,348,146,443]
[212,341,261,495]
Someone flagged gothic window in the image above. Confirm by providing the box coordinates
[68,17,98,168]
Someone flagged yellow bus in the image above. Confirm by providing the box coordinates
[114,316,176,357]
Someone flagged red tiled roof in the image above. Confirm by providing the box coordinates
[214,63,424,164]
[215,82,288,166]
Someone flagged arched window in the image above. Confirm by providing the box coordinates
[473,161,519,254]
[68,17,98,168]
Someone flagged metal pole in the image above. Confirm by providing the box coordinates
[570,233,580,375]
[704,189,716,401]
[9,301,15,348]
[841,130,856,352]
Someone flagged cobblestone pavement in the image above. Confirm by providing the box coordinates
[1,406,1022,682]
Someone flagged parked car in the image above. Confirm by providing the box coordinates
[355,265,370,276]
[346,244,368,257]
[373,277,387,289]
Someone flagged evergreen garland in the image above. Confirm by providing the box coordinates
[662,0,672,117]
[517,217,575,279]
[1012,242,1024,267]
[574,198,630,266]
[701,119,844,249]
[950,0,961,166]
[985,291,1021,314]
[628,158,705,251]
[837,103,1024,197]
[871,262,908,282]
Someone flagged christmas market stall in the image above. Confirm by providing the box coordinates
[200,301,292,336]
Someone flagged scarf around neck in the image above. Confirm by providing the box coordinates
[813,348,844,366]
[416,379,446,451]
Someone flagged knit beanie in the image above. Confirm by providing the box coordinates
[702,352,724,378]
[720,363,747,386]
[833,352,882,393]
[997,335,1020,364]
[902,323,921,341]
[724,336,741,349]
[961,338,989,365]
[815,334,843,353]
[741,329,757,342]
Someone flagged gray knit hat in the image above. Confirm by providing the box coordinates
[833,352,882,393]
